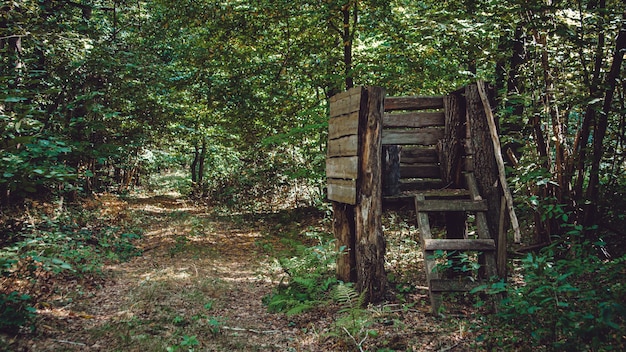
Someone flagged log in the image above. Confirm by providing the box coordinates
[355,86,387,303]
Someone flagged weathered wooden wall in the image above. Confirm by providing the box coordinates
[382,96,445,193]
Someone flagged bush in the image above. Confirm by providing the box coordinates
[475,226,626,350]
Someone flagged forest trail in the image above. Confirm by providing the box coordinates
[10,192,476,351]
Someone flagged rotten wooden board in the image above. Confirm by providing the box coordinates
[327,178,357,205]
[327,135,358,157]
[384,96,444,111]
[415,199,488,212]
[326,156,358,179]
[401,147,440,164]
[328,112,359,139]
[423,239,495,251]
[429,279,484,292]
[382,128,444,146]
[400,164,441,179]
[329,87,363,118]
[383,112,445,128]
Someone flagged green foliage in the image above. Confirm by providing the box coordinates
[474,229,626,350]
[0,291,36,333]
[330,283,377,352]
[167,335,200,352]
[429,250,482,279]
[264,233,341,315]
[0,206,142,331]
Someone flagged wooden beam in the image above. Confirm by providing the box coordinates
[429,279,484,292]
[327,178,357,205]
[399,164,441,179]
[383,112,445,128]
[423,239,496,251]
[326,156,358,179]
[327,135,358,157]
[415,199,488,212]
[401,147,439,164]
[384,96,444,111]
[329,87,363,117]
[328,111,359,139]
[382,128,444,145]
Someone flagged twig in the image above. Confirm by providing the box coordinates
[221,326,285,334]
[342,327,367,352]
[52,339,87,346]
[438,342,460,352]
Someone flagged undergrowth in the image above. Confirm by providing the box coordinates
[263,230,341,315]
[0,202,143,332]
[474,225,626,350]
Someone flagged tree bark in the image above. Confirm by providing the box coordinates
[583,11,626,227]
[334,202,356,283]
[355,86,386,303]
[466,83,501,241]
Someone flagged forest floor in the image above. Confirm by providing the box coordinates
[3,191,489,351]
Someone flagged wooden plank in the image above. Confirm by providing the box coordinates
[429,279,484,292]
[383,112,445,128]
[382,128,444,145]
[415,199,488,212]
[400,164,441,179]
[328,135,358,157]
[330,87,362,118]
[328,178,357,205]
[326,156,358,179]
[329,112,359,139]
[329,86,361,103]
[384,96,444,111]
[399,179,444,192]
[401,147,439,164]
[423,239,495,251]
[415,195,433,240]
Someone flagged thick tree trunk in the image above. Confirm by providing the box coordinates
[441,92,467,241]
[355,87,386,304]
[466,83,501,241]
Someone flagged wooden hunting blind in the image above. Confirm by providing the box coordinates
[326,82,518,313]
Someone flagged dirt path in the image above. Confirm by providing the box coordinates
[7,193,479,351]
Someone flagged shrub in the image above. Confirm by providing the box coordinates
[475,226,626,350]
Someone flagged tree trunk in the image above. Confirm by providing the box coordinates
[334,202,356,283]
[190,145,199,183]
[583,12,626,227]
[466,83,501,241]
[355,87,386,304]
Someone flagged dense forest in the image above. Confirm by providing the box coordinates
[1,0,625,351]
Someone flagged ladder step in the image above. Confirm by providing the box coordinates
[423,239,496,251]
[415,199,488,212]
[429,279,485,292]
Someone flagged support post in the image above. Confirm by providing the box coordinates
[355,86,387,303]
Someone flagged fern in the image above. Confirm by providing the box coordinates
[264,236,341,315]
[331,283,376,352]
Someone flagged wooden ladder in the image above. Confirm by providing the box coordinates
[415,172,497,314]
